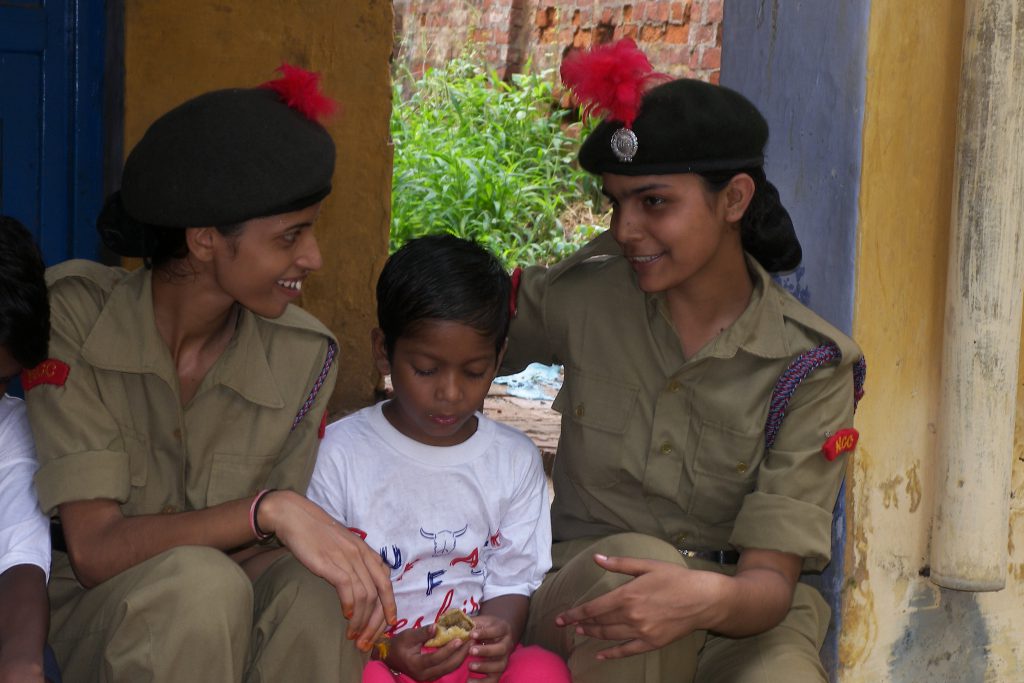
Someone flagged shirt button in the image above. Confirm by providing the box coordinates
[668,380,681,393]
[660,442,673,455]
[173,428,182,441]
[574,404,585,418]
[736,462,749,474]
[161,505,177,514]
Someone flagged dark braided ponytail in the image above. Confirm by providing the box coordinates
[699,167,802,273]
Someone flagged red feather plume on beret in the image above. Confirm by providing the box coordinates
[560,39,667,128]
[261,63,338,123]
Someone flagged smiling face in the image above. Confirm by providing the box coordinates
[373,320,501,447]
[203,202,324,319]
[603,172,747,295]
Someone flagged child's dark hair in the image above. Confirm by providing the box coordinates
[376,234,511,358]
[0,216,50,368]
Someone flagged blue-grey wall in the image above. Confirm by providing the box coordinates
[722,1,869,332]
[721,2,871,678]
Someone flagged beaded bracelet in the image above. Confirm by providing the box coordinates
[249,489,277,542]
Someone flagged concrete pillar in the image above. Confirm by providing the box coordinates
[931,0,1024,591]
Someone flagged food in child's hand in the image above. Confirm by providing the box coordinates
[425,609,475,647]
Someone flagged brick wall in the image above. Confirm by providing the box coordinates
[393,0,723,83]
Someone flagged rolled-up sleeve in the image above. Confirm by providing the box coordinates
[730,360,856,571]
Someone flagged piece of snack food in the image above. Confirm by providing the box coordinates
[425,609,475,647]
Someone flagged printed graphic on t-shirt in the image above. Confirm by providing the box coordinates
[420,524,468,555]
[380,524,504,636]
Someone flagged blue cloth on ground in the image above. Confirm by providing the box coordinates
[494,363,562,401]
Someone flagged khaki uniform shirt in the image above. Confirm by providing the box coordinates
[504,232,861,571]
[25,261,338,518]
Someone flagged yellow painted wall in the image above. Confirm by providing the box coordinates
[124,0,393,414]
[846,1,1024,680]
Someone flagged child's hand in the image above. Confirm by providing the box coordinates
[465,615,514,682]
[386,625,471,681]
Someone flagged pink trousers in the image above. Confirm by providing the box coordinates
[362,644,571,683]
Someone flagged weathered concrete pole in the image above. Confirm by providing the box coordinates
[930,0,1024,591]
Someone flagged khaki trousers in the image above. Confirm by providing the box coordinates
[523,533,829,683]
[48,546,365,682]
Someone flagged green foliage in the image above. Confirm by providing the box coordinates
[390,57,605,265]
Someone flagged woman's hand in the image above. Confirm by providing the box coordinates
[384,626,471,681]
[256,490,398,650]
[555,554,725,659]
[465,614,514,682]
[555,549,800,660]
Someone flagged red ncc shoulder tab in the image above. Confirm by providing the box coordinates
[21,359,70,391]
[822,428,859,462]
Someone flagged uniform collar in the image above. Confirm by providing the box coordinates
[706,255,792,360]
[646,254,793,364]
[82,267,284,408]
[210,310,284,409]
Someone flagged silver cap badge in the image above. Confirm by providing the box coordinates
[610,127,638,163]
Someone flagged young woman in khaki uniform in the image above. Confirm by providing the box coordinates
[503,42,864,682]
[23,67,396,682]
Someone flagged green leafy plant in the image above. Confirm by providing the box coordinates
[390,56,606,265]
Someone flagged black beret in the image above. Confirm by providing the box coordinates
[579,78,768,176]
[116,85,335,229]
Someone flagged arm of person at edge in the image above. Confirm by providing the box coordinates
[0,564,49,683]
[555,548,801,659]
[59,491,397,651]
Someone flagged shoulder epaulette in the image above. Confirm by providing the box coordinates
[546,230,621,284]
[260,303,335,342]
[764,342,866,454]
[45,259,127,292]
[291,341,337,431]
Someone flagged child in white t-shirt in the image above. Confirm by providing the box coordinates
[307,235,569,683]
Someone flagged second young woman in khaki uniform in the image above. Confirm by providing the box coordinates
[24,66,396,682]
[503,41,864,682]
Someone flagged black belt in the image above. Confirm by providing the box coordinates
[677,548,739,565]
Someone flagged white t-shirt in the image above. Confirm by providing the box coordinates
[0,394,50,578]
[307,402,551,633]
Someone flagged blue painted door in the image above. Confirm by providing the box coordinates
[0,0,106,266]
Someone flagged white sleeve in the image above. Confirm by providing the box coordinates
[305,424,350,525]
[0,397,51,579]
[481,437,552,601]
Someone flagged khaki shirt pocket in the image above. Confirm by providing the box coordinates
[688,420,763,525]
[207,452,279,507]
[556,368,640,488]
